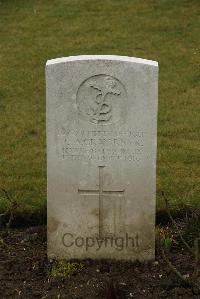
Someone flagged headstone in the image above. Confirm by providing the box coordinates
[46,55,158,260]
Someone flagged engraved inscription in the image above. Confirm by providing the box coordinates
[59,129,144,162]
[78,166,125,238]
[77,75,127,124]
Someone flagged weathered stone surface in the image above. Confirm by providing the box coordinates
[46,55,158,260]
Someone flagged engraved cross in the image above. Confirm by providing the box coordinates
[78,166,125,238]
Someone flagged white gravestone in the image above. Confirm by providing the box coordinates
[46,55,158,260]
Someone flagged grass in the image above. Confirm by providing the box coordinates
[49,261,83,278]
[0,0,199,221]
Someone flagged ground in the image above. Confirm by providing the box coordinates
[0,210,199,298]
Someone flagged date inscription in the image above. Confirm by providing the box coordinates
[58,129,144,163]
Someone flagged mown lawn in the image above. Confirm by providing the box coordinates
[0,0,199,220]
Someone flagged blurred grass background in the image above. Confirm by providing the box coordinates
[0,0,199,222]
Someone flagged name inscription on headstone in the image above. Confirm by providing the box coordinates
[59,129,144,162]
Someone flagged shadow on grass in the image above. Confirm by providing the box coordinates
[0,204,199,230]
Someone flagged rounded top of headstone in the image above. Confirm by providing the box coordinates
[46,55,158,67]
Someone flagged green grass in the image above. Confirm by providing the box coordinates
[49,261,83,278]
[0,0,199,219]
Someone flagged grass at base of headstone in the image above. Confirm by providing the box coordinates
[0,0,199,216]
[48,261,84,278]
